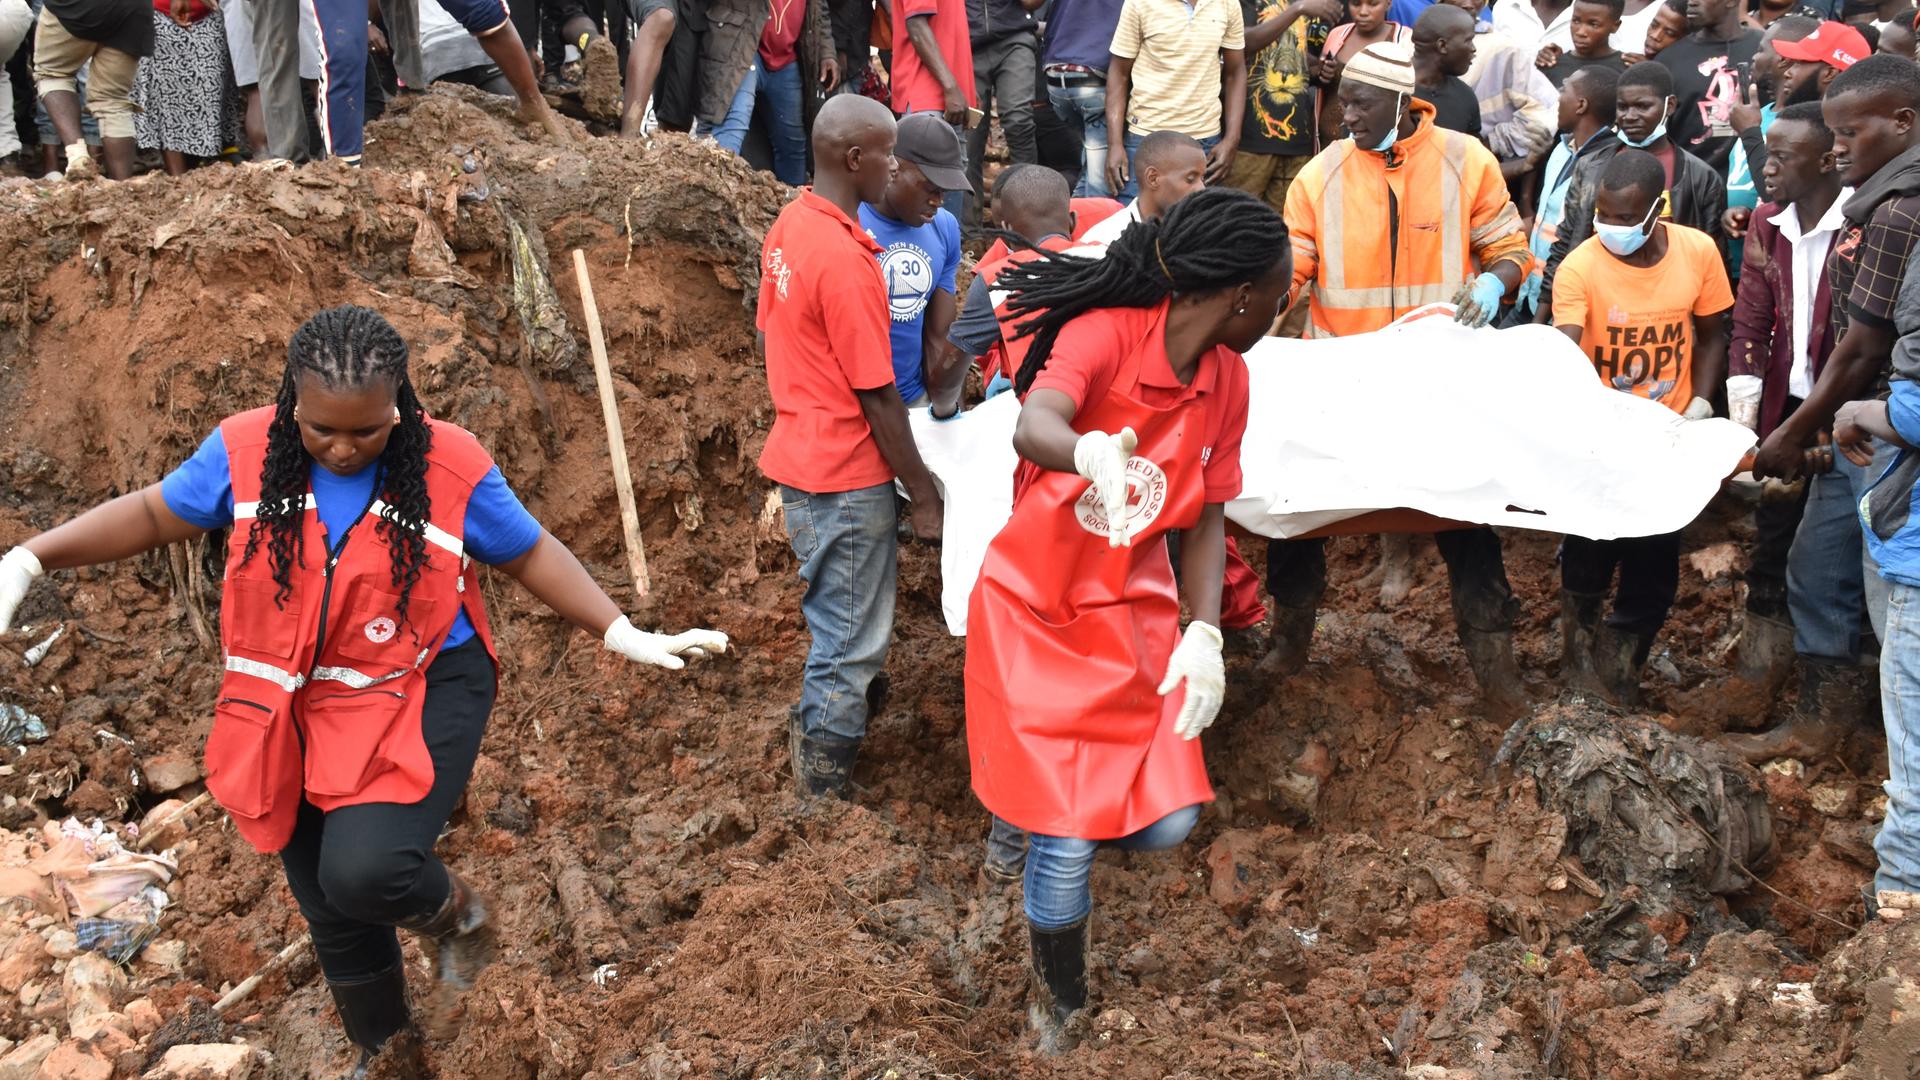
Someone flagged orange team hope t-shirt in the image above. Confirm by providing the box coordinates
[1550,223,1734,414]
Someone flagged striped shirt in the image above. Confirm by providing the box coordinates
[1109,0,1246,138]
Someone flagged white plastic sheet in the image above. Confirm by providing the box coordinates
[909,307,1757,635]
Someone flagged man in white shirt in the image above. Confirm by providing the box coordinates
[1492,0,1574,53]
[1076,129,1208,247]
[1443,0,1559,179]
[1722,101,1867,760]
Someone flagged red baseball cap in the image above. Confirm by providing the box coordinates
[1774,21,1871,70]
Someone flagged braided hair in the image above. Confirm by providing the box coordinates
[240,305,434,625]
[999,186,1289,397]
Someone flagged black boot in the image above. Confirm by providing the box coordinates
[399,868,495,1037]
[1027,919,1089,1055]
[1723,660,1877,763]
[1459,623,1526,716]
[1558,590,1606,691]
[1590,623,1656,707]
[792,729,860,799]
[1260,602,1316,678]
[328,964,423,1079]
[1732,611,1797,701]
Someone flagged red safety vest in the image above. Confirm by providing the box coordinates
[205,407,498,853]
[964,306,1216,839]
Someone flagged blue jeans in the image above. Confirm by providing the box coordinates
[1023,805,1201,929]
[1046,81,1108,197]
[1118,129,1219,200]
[781,483,897,741]
[1878,582,1920,895]
[1789,451,1871,661]
[713,60,809,186]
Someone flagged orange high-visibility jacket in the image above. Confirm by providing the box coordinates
[1284,99,1533,339]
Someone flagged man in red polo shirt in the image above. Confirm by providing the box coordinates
[760,94,945,801]
[894,0,977,218]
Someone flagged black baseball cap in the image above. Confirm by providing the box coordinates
[895,113,973,193]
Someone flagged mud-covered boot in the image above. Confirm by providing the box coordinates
[1027,918,1089,1055]
[1723,660,1875,763]
[1732,611,1797,701]
[328,964,425,1079]
[1260,602,1317,678]
[792,729,860,799]
[1558,590,1606,692]
[1590,623,1656,707]
[1459,624,1527,716]
[400,868,495,1038]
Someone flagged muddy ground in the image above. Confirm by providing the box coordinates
[0,88,1917,1079]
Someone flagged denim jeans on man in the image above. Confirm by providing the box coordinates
[1024,805,1200,929]
[1119,129,1218,200]
[1877,582,1920,895]
[713,60,809,186]
[1046,80,1108,196]
[780,482,898,740]
[1788,450,1873,661]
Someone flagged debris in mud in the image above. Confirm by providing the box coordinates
[1496,701,1774,901]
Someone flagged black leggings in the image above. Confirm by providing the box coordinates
[279,639,496,982]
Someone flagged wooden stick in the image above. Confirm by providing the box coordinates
[571,249,651,603]
[212,934,310,1015]
[134,791,214,852]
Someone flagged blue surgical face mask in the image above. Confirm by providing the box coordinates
[1619,100,1670,149]
[1369,93,1407,152]
[1595,199,1660,257]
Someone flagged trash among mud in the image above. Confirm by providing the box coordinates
[1497,700,1774,901]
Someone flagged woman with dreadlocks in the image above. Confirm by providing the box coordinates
[964,186,1292,1052]
[0,305,726,1076]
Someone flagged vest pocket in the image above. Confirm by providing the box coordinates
[204,696,296,821]
[327,585,442,671]
[223,578,302,662]
[298,688,414,798]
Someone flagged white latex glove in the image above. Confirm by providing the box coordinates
[1725,375,1762,431]
[0,547,44,634]
[603,615,729,670]
[1157,621,1224,740]
[1073,426,1139,548]
[1682,396,1715,420]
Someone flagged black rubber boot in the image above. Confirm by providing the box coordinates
[1028,918,1089,1055]
[1459,623,1526,716]
[792,729,861,799]
[1732,611,1797,701]
[1723,659,1877,763]
[328,964,423,1079]
[1590,623,1656,708]
[399,868,495,1037]
[1259,602,1316,678]
[1558,590,1606,692]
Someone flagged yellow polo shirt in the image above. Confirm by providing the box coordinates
[1109,0,1246,138]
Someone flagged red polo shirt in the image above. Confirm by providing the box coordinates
[1020,302,1248,503]
[757,190,896,493]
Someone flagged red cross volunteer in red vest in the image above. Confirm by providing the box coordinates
[963,187,1292,1054]
[0,306,726,1076]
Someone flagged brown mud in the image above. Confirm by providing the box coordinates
[0,88,1914,1079]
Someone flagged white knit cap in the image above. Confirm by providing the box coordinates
[1343,41,1417,95]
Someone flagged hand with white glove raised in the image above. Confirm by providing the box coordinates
[1157,621,1224,740]
[1682,396,1715,420]
[0,547,44,634]
[1073,426,1139,548]
[603,615,729,670]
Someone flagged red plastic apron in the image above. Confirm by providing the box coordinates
[964,313,1215,840]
